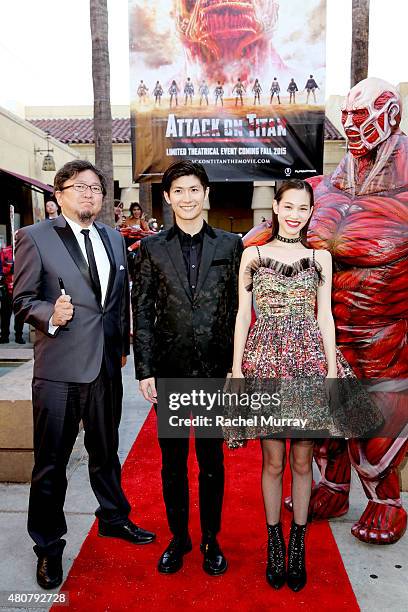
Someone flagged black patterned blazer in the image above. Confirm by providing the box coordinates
[132,224,243,379]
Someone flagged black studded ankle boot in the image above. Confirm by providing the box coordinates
[266,522,286,589]
[287,521,307,592]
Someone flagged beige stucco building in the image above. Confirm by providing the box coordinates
[0,105,78,245]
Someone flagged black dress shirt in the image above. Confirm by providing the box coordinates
[176,221,209,293]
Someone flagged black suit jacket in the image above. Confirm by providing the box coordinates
[132,224,243,379]
[13,215,130,383]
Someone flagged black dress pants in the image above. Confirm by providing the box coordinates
[0,289,23,340]
[28,366,131,554]
[158,435,224,539]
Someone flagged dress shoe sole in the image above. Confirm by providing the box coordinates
[157,543,192,574]
[37,576,63,590]
[157,562,183,574]
[98,532,155,544]
[202,560,228,576]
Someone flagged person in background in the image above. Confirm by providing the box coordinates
[114,199,124,229]
[45,199,60,220]
[0,243,25,344]
[122,202,149,231]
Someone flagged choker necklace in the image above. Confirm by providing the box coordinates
[276,234,302,244]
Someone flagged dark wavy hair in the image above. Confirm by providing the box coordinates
[53,160,107,196]
[269,180,314,247]
[129,202,143,216]
[162,160,209,194]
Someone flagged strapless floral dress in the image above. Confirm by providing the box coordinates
[224,247,383,446]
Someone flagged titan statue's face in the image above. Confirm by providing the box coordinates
[175,0,279,61]
[341,78,401,158]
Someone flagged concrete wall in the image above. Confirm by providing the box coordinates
[323,140,345,175]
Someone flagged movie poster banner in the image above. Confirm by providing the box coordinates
[129,0,327,182]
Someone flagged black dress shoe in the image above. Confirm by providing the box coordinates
[15,336,26,344]
[200,538,228,576]
[158,536,192,574]
[37,554,63,590]
[98,519,155,544]
[35,540,65,590]
[0,337,9,344]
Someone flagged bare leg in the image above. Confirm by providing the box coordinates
[290,440,314,525]
[261,439,286,524]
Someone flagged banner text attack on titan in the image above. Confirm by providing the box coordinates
[129,0,327,182]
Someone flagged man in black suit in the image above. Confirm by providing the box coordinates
[13,160,155,590]
[132,161,243,575]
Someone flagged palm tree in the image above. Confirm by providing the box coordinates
[350,0,370,87]
[90,0,114,225]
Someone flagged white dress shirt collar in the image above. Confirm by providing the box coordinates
[63,214,98,238]
[62,214,110,307]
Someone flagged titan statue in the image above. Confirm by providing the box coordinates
[244,77,408,544]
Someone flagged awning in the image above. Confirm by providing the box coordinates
[0,168,53,194]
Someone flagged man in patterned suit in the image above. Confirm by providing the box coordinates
[133,161,243,576]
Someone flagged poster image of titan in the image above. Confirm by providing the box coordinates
[129,0,327,182]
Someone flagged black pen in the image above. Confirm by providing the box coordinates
[58,277,66,295]
[57,277,71,330]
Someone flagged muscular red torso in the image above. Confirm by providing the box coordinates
[308,135,408,379]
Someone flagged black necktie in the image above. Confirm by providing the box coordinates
[81,229,102,304]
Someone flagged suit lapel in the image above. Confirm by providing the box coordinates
[94,223,116,308]
[53,217,93,292]
[195,231,217,297]
[165,232,192,301]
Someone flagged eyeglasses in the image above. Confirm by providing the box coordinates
[59,183,103,194]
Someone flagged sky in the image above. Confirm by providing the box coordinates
[0,0,407,113]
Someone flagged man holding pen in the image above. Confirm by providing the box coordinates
[13,160,155,590]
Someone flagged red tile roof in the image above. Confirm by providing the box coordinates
[324,117,344,140]
[29,116,344,144]
[29,118,130,144]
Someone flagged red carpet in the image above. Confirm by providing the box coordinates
[57,410,359,611]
